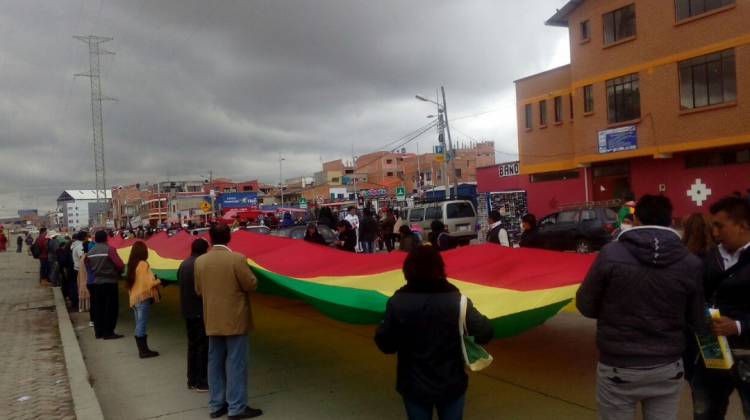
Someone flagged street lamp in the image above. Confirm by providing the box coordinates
[279,155,285,206]
[416,87,458,199]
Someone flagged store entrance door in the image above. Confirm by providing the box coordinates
[592,162,630,201]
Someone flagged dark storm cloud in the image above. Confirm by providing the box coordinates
[0,0,569,215]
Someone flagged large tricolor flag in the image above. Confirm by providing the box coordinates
[109,230,594,338]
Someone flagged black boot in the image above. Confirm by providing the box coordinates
[135,336,159,359]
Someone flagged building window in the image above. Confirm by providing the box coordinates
[554,96,563,122]
[539,100,547,125]
[675,0,734,21]
[679,49,736,110]
[606,73,640,124]
[332,177,340,182]
[603,4,636,45]
[581,20,590,40]
[584,85,594,112]
[387,172,394,177]
[529,170,580,183]
[455,169,462,178]
[524,104,532,129]
[685,148,750,168]
[242,186,253,191]
[386,159,393,164]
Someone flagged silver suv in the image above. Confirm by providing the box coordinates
[400,200,477,245]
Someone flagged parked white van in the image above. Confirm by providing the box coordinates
[399,199,477,245]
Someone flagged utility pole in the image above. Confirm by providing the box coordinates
[438,110,450,196]
[279,154,285,207]
[416,142,422,193]
[75,36,115,205]
[441,86,459,200]
[352,143,357,207]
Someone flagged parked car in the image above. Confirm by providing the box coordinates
[536,205,619,253]
[399,199,477,246]
[270,224,337,247]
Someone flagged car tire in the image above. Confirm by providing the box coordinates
[575,238,593,254]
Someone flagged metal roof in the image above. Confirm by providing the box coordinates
[57,190,112,202]
[545,0,585,27]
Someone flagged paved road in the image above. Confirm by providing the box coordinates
[0,252,75,420]
[71,271,742,419]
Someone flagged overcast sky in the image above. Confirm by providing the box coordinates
[0,0,570,217]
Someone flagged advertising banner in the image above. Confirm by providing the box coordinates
[217,192,258,209]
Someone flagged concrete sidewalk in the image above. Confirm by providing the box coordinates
[71,282,741,420]
[0,252,75,420]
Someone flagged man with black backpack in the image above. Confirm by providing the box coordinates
[32,228,50,286]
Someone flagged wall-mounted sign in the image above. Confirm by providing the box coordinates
[598,125,637,154]
[498,162,520,177]
[222,186,238,193]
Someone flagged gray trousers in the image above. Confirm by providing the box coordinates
[596,361,684,420]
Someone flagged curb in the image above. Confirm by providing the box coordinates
[53,288,105,420]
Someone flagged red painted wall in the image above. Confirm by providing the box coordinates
[630,155,750,219]
[477,165,588,218]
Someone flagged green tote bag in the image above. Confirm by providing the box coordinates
[459,294,493,372]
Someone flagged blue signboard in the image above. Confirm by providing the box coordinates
[217,192,258,209]
[598,125,637,154]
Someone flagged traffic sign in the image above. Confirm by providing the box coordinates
[199,200,212,213]
[396,187,405,198]
[435,154,444,163]
[299,198,308,209]
[434,145,444,154]
[316,195,325,204]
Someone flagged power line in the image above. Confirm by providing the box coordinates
[155,0,227,73]
[449,103,516,122]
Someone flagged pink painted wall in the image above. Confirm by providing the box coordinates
[477,165,588,218]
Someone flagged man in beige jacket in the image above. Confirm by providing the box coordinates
[195,224,262,420]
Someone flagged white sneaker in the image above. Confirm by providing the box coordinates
[89,321,94,327]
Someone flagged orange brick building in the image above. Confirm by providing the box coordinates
[509,0,750,216]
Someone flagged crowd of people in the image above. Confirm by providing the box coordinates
[577,194,750,420]
[13,192,750,420]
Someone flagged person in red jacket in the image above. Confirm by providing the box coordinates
[36,228,50,286]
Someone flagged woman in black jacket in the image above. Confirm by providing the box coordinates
[303,224,329,246]
[334,220,357,252]
[375,246,493,420]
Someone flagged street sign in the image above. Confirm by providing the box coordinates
[299,198,308,209]
[396,187,405,198]
[435,154,444,163]
[316,195,325,204]
[199,200,212,213]
[434,145,444,154]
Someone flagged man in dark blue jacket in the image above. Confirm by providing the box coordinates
[577,195,704,420]
[693,196,750,419]
[178,238,211,393]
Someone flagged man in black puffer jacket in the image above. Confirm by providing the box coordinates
[577,195,704,420]
[692,196,750,420]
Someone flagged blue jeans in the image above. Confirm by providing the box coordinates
[208,335,249,416]
[132,299,152,337]
[360,240,375,253]
[692,358,750,420]
[403,394,465,420]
